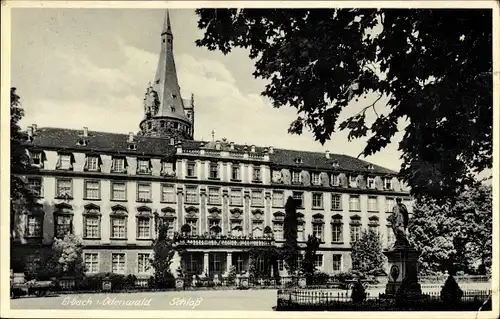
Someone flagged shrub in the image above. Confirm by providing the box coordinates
[351,280,367,303]
[312,272,330,285]
[440,275,463,303]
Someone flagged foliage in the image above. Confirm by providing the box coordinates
[10,87,38,240]
[351,229,385,276]
[440,275,464,303]
[283,196,299,274]
[52,234,86,278]
[226,265,238,285]
[302,234,321,284]
[150,223,179,288]
[195,9,492,201]
[311,272,330,286]
[409,184,492,275]
[248,246,280,280]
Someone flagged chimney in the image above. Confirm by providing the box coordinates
[83,127,88,137]
[251,145,256,153]
[269,146,274,154]
[230,142,235,151]
[27,126,33,140]
[215,140,221,150]
[32,124,37,135]
[325,150,330,159]
[128,132,134,143]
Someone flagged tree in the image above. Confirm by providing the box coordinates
[301,234,321,284]
[150,223,177,288]
[10,87,37,240]
[282,196,299,275]
[195,9,492,201]
[351,229,385,276]
[409,184,492,275]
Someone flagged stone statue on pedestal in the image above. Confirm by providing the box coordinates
[389,198,409,248]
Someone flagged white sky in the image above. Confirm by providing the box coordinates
[12,8,407,172]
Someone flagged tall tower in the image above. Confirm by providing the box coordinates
[140,10,194,140]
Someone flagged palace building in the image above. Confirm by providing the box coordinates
[14,11,412,280]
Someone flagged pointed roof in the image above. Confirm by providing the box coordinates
[152,10,189,122]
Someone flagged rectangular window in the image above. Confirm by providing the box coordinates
[231,220,242,236]
[313,223,324,242]
[208,188,221,205]
[84,216,100,238]
[367,177,375,189]
[55,215,72,237]
[314,254,323,269]
[293,192,304,208]
[137,159,151,174]
[297,223,305,241]
[84,180,100,199]
[349,175,357,188]
[111,253,126,274]
[273,222,283,240]
[161,184,176,203]
[28,178,42,197]
[331,194,342,210]
[111,217,127,239]
[312,193,323,208]
[350,225,361,243]
[185,186,198,204]
[56,179,72,198]
[252,166,261,182]
[26,215,43,237]
[209,254,222,273]
[251,190,263,206]
[138,253,151,273]
[297,255,303,270]
[386,197,395,212]
[368,196,378,212]
[137,218,151,239]
[272,191,284,207]
[331,174,340,186]
[162,162,175,175]
[86,156,99,171]
[384,178,392,190]
[311,173,320,185]
[30,152,42,166]
[332,223,342,242]
[186,255,198,273]
[187,162,196,177]
[209,162,219,179]
[137,183,151,201]
[85,253,99,274]
[112,157,126,173]
[230,189,242,205]
[59,154,72,170]
[332,255,342,272]
[292,171,301,184]
[111,182,126,200]
[232,165,241,180]
[349,195,360,211]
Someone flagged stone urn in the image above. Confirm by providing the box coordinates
[191,275,197,287]
[175,277,184,289]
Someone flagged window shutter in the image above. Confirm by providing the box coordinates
[56,155,62,169]
[84,156,89,171]
[83,216,87,238]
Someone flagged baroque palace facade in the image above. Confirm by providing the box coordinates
[14,12,411,280]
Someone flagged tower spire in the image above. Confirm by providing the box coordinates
[162,9,172,35]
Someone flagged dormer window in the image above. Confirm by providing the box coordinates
[367,177,375,189]
[56,153,73,170]
[171,107,176,113]
[30,151,43,167]
[384,177,392,190]
[76,139,88,146]
[292,171,301,184]
[331,174,340,186]
[332,161,340,168]
[85,155,101,172]
[172,94,177,99]
[128,143,137,151]
[294,158,303,164]
[137,159,151,175]
[349,175,357,188]
[311,173,320,185]
[161,161,175,176]
[367,164,375,170]
[252,166,261,182]
[111,157,127,173]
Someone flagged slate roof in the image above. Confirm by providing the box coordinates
[26,127,397,176]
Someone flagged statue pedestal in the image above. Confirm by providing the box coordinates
[383,242,423,300]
